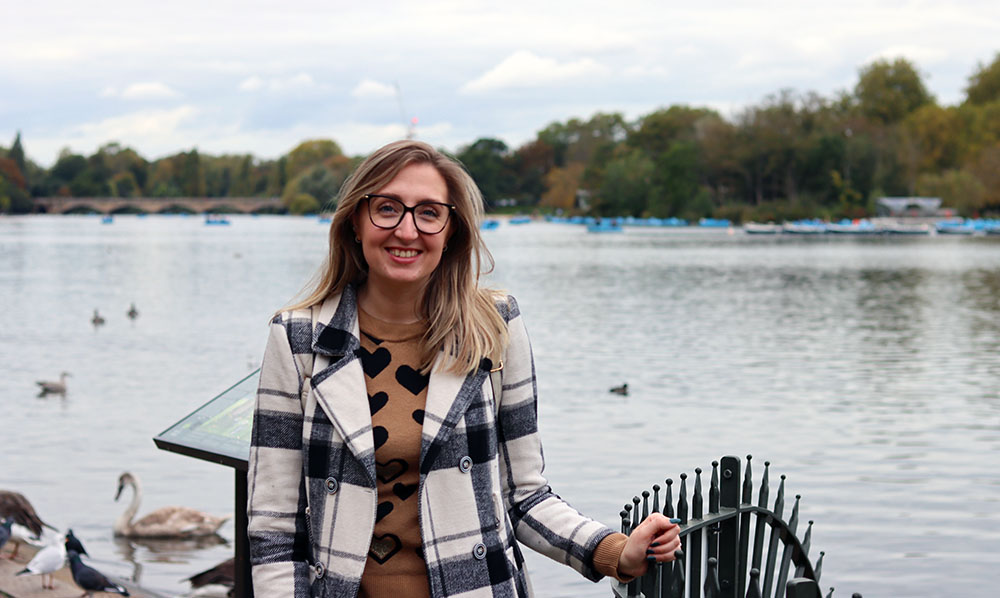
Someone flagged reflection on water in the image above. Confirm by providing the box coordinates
[1,217,999,597]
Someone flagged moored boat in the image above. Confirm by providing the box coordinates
[743,222,781,234]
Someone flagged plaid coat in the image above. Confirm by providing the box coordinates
[247,285,615,598]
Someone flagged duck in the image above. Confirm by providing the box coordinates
[36,372,71,396]
[609,383,629,396]
[127,303,139,320]
[185,556,235,594]
[67,550,130,597]
[15,534,68,589]
[91,309,106,326]
[114,472,230,538]
[0,490,56,557]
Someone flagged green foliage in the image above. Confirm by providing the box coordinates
[286,139,343,180]
[965,53,1000,105]
[282,164,342,211]
[855,57,933,124]
[915,169,986,216]
[456,138,515,209]
[288,192,321,215]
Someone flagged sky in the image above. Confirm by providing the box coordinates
[4,0,999,167]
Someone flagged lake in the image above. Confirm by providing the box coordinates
[1,215,998,598]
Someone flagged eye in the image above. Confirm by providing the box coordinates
[417,204,444,219]
[373,199,402,215]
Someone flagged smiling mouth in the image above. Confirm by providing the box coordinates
[388,248,420,258]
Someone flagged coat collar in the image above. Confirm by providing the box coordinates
[307,284,492,483]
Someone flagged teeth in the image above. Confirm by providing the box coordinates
[389,249,419,258]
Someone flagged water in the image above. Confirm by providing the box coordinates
[2,215,999,598]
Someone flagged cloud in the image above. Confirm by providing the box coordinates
[238,72,318,93]
[62,106,200,156]
[351,79,397,99]
[98,82,181,100]
[460,50,610,94]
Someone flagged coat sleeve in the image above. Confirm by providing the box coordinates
[247,313,313,598]
[495,296,615,582]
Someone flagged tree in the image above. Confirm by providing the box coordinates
[456,138,514,209]
[965,52,1000,105]
[855,58,933,124]
[286,139,343,180]
[180,149,206,196]
[594,149,656,216]
[282,164,341,210]
[915,169,986,216]
[9,132,26,183]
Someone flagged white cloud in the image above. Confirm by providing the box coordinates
[460,51,610,94]
[351,79,397,99]
[65,106,199,155]
[121,82,181,100]
[238,73,317,93]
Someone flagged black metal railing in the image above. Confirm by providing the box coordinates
[612,455,859,598]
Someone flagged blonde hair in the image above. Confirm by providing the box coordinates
[285,140,508,375]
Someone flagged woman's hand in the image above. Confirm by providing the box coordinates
[617,513,683,579]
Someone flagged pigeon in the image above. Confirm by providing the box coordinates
[0,517,12,556]
[67,550,130,597]
[65,529,88,557]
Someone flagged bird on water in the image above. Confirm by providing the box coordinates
[91,309,105,326]
[127,303,139,319]
[114,472,230,538]
[609,383,629,396]
[67,550,130,597]
[35,372,71,396]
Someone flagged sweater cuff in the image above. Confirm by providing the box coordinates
[592,532,633,583]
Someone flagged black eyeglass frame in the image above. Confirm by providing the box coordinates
[362,194,456,235]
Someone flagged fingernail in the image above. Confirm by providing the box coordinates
[645,548,654,555]
[670,518,681,524]
[650,542,660,547]
[646,556,656,562]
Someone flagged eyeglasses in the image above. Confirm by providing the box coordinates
[363,194,455,235]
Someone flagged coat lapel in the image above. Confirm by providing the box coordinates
[309,286,377,484]
[419,355,491,474]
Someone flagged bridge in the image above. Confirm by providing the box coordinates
[33,196,285,214]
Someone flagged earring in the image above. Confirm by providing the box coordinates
[443,244,449,252]
[355,236,361,243]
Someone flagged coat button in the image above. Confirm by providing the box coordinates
[472,542,487,560]
[325,477,339,493]
[314,562,325,578]
[494,515,501,529]
[305,506,311,516]
[459,456,473,473]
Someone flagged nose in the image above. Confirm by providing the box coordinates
[393,211,420,240]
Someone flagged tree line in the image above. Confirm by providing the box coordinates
[2,53,999,221]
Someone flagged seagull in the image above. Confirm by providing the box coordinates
[609,383,629,396]
[91,309,106,326]
[67,550,130,597]
[126,303,139,320]
[0,490,56,557]
[16,535,67,589]
[35,372,71,396]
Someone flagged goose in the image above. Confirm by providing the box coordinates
[67,550,130,597]
[35,372,71,396]
[91,309,106,326]
[609,383,629,396]
[114,472,230,538]
[127,303,139,320]
[16,534,67,589]
[0,490,56,557]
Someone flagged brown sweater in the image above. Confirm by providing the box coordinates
[356,309,628,597]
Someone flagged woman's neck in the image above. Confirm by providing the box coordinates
[358,280,425,324]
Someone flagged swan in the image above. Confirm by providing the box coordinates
[114,472,230,538]
[35,372,70,396]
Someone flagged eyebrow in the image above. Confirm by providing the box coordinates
[368,193,450,205]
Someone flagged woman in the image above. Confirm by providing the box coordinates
[247,140,680,598]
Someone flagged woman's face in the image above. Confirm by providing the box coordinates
[354,162,453,293]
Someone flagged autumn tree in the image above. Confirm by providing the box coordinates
[855,58,933,124]
[965,52,1000,105]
